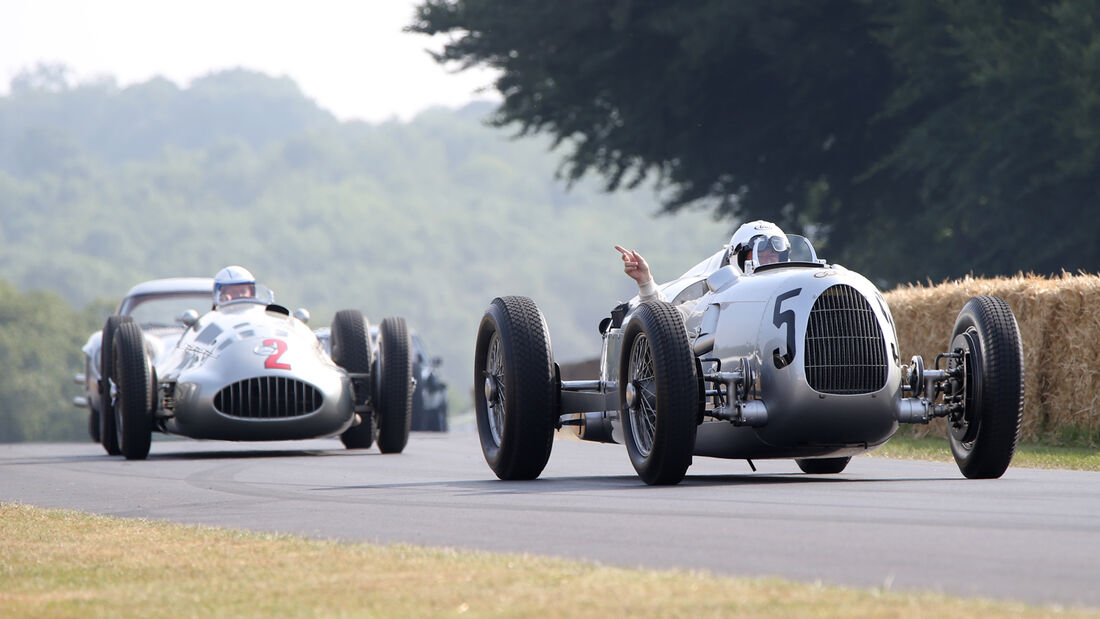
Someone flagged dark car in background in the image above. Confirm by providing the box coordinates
[410,331,448,431]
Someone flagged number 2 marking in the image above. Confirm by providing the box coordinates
[264,339,291,370]
[772,288,801,369]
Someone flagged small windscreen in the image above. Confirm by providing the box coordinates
[786,234,818,262]
[125,293,211,328]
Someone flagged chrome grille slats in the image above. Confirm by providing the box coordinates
[213,377,323,419]
[804,284,888,395]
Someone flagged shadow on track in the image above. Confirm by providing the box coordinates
[317,472,959,495]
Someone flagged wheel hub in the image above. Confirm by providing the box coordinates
[948,330,982,444]
[625,381,638,409]
[484,376,497,402]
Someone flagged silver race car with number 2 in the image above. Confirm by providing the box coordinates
[86,277,414,460]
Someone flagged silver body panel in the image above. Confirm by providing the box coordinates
[156,303,355,441]
[586,261,903,460]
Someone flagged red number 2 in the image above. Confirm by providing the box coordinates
[264,339,291,370]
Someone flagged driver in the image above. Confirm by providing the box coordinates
[749,233,791,267]
[616,220,789,303]
[213,265,258,307]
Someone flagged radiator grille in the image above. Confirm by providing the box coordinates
[805,285,888,395]
[213,377,323,418]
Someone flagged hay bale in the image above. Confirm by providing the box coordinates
[885,273,1100,444]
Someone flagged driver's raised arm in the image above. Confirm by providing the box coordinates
[614,245,663,303]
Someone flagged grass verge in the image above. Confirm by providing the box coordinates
[1,503,1096,618]
[874,436,1100,471]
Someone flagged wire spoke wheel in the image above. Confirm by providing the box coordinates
[627,334,657,458]
[474,296,557,481]
[619,301,698,485]
[484,331,507,446]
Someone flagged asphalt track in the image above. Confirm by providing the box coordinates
[2,430,1099,608]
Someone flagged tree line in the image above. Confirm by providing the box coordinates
[409,0,1100,284]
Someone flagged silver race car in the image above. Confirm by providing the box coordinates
[474,234,1024,485]
[79,277,413,460]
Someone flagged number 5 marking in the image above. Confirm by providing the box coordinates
[772,288,801,369]
[264,339,291,370]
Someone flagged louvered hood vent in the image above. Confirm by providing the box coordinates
[213,377,323,418]
[804,285,888,395]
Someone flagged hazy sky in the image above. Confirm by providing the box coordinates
[1,0,500,122]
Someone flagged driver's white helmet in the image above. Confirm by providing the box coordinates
[727,220,787,270]
[213,265,256,306]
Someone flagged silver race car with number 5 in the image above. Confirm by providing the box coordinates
[474,230,1024,485]
[84,272,414,460]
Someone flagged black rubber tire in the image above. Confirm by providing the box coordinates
[947,296,1024,479]
[619,301,698,485]
[99,315,126,456]
[375,316,413,454]
[88,408,101,443]
[796,457,851,474]
[474,296,557,480]
[113,320,153,460]
[332,310,376,449]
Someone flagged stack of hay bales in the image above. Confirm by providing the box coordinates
[885,273,1100,444]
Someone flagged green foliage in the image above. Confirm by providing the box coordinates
[409,0,1100,285]
[0,70,725,440]
[0,282,107,441]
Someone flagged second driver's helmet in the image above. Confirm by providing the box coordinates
[213,265,256,307]
[727,220,787,270]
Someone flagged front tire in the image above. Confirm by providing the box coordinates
[332,310,375,449]
[474,296,557,480]
[376,317,413,454]
[946,296,1024,479]
[619,301,698,485]
[99,315,126,456]
[113,320,153,460]
[796,457,851,474]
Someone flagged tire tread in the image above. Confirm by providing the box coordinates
[376,316,413,454]
[475,296,557,480]
[333,310,375,449]
[951,296,1024,479]
[114,320,152,460]
[622,301,697,485]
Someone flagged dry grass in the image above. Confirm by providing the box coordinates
[886,272,1100,445]
[2,503,1095,618]
[877,434,1100,470]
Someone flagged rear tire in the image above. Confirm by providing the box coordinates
[99,315,126,456]
[376,317,413,454]
[88,407,101,443]
[473,296,557,480]
[946,296,1024,479]
[796,457,851,474]
[332,310,375,449]
[113,321,153,460]
[619,301,698,485]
